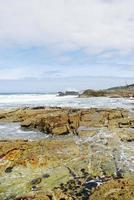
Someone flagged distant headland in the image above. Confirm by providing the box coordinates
[58,84,134,98]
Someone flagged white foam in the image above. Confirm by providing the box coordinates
[0,94,133,110]
[0,122,48,140]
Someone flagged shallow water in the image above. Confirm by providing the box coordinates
[75,127,134,173]
[0,122,48,140]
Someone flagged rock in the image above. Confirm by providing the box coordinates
[54,188,73,199]
[30,177,42,185]
[116,129,134,142]
[42,174,50,179]
[0,148,22,161]
[0,107,133,135]
[58,91,79,96]
[80,109,108,127]
[68,112,80,130]
[0,107,134,199]
[79,84,134,98]
[52,125,69,135]
[79,89,106,97]
[15,194,50,200]
[0,124,134,199]
[15,195,35,200]
[78,130,97,138]
[90,178,134,200]
[88,149,117,176]
[5,166,13,173]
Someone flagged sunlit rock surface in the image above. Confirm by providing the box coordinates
[0,107,133,135]
[0,107,133,199]
[89,178,134,200]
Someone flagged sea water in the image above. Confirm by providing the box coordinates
[0,122,49,140]
[0,93,133,110]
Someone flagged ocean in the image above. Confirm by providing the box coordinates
[0,93,133,110]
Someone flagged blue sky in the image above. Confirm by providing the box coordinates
[0,0,134,92]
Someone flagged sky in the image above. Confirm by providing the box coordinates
[0,0,134,92]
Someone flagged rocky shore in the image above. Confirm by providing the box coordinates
[79,84,134,98]
[0,107,134,200]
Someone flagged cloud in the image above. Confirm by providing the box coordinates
[0,66,51,80]
[0,0,134,88]
[0,0,134,54]
[0,62,134,81]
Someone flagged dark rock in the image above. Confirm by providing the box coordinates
[5,166,13,173]
[32,106,46,110]
[58,91,79,96]
[30,177,42,185]
[84,181,98,190]
[42,173,50,179]
[31,185,39,191]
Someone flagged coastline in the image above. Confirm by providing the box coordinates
[0,106,134,199]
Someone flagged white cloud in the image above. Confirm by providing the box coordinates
[0,0,134,54]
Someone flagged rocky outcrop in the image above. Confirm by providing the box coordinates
[0,107,133,135]
[79,84,134,98]
[79,89,107,97]
[58,91,79,96]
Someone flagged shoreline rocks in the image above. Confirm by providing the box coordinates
[90,178,134,200]
[0,107,133,135]
[79,84,134,98]
[0,107,134,199]
[58,91,79,96]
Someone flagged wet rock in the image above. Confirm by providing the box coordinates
[88,144,117,177]
[30,177,42,185]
